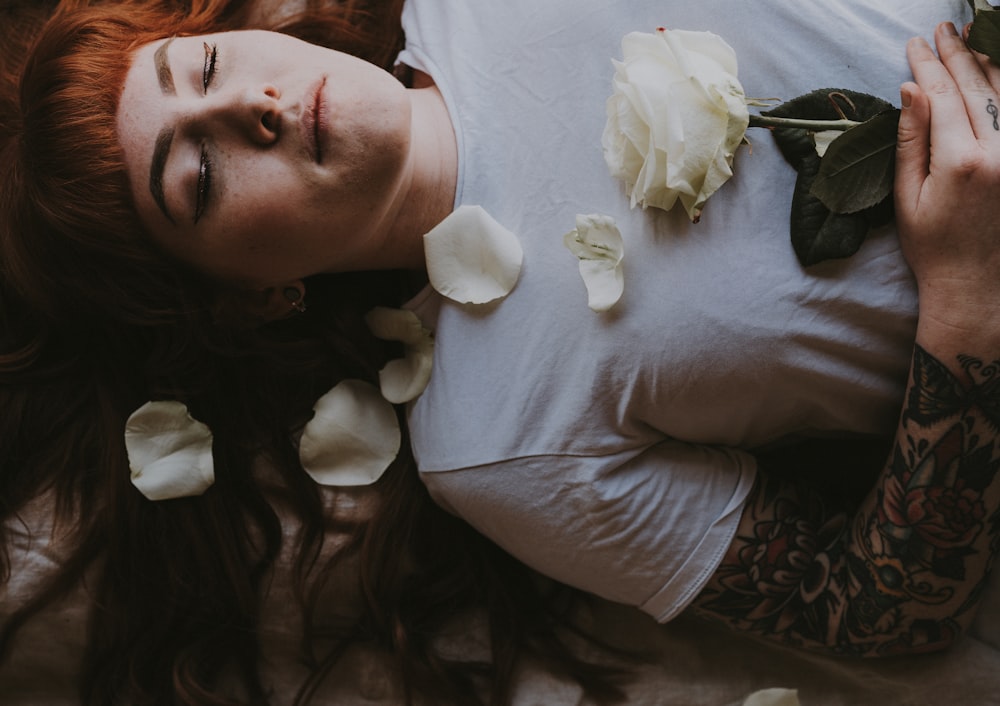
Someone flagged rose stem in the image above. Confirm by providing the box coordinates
[748,114,860,131]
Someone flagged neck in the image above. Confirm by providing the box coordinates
[379,84,457,271]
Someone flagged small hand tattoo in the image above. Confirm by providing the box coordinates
[988,99,999,131]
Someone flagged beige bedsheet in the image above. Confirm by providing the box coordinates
[3,485,1000,706]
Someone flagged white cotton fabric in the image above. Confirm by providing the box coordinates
[398,0,972,622]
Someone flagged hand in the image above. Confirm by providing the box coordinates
[895,22,1000,341]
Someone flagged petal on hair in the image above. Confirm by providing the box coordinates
[378,352,434,404]
[125,401,215,501]
[299,379,401,486]
[365,306,428,345]
[424,205,523,304]
[563,214,625,312]
[365,307,435,403]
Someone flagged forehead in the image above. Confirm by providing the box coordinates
[117,34,170,126]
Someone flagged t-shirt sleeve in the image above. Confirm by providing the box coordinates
[418,440,756,622]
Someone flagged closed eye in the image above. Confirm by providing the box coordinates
[202,42,218,93]
[194,145,213,224]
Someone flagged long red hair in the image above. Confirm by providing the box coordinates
[0,2,630,705]
[2,0,402,328]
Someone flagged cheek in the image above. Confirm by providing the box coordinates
[207,197,321,284]
[350,115,409,175]
[217,168,304,244]
[214,215,292,266]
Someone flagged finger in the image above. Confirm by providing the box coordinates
[934,22,1000,139]
[895,81,931,222]
[907,33,975,153]
[963,22,1000,101]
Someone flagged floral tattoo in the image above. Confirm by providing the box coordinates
[693,344,1000,655]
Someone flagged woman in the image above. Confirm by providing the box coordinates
[1,2,629,704]
[3,0,999,702]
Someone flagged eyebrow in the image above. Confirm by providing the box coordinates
[154,37,176,95]
[149,38,177,224]
[149,127,176,225]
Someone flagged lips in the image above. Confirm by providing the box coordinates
[302,76,327,164]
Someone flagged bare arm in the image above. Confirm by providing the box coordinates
[690,22,1000,656]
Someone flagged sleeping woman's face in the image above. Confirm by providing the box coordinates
[116,30,413,290]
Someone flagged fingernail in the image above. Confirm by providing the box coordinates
[943,21,959,36]
[900,85,912,109]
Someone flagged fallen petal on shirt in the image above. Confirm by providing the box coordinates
[365,307,436,403]
[378,346,434,404]
[563,214,625,312]
[424,204,523,304]
[365,306,430,345]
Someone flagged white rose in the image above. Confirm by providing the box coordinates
[602,28,749,222]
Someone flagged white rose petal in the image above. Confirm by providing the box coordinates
[813,130,841,157]
[602,28,749,222]
[741,688,801,706]
[563,214,624,312]
[365,307,435,403]
[424,204,523,304]
[299,379,401,486]
[125,400,215,501]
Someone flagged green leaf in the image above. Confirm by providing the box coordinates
[796,212,870,267]
[810,109,900,214]
[968,7,1000,66]
[969,0,997,14]
[765,90,894,266]
[789,159,867,266]
[764,89,892,167]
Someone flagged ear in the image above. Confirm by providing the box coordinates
[211,280,306,325]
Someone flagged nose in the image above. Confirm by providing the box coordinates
[192,84,281,145]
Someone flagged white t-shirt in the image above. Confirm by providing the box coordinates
[397,0,972,621]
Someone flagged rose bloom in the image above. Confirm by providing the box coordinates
[602,28,749,222]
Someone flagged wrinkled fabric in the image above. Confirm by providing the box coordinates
[399,0,969,622]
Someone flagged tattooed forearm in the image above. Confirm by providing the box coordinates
[692,344,1000,656]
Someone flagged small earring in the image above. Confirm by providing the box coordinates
[283,286,307,314]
